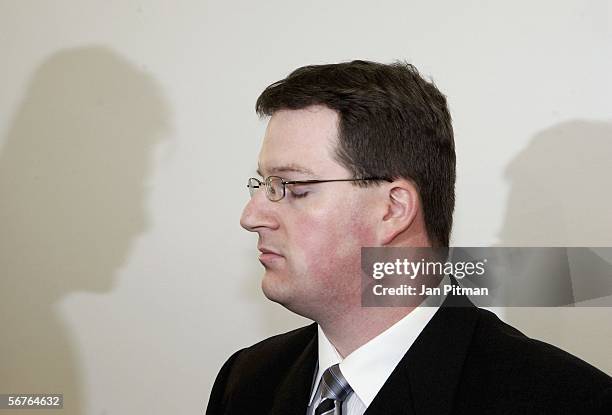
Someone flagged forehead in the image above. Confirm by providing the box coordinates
[258,105,345,177]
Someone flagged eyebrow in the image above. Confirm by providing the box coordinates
[256,164,316,177]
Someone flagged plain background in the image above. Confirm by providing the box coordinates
[0,1,610,414]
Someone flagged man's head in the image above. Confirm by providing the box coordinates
[240,60,455,319]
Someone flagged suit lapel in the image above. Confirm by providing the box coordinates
[268,324,318,415]
[365,293,479,415]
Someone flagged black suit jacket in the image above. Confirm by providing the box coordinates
[207,294,612,414]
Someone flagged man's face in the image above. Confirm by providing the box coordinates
[240,105,381,318]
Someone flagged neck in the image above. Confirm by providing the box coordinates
[314,246,442,357]
[317,306,415,357]
[313,233,436,357]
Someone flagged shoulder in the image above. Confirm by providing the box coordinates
[206,323,317,413]
[471,308,610,382]
[458,307,612,413]
[227,322,317,377]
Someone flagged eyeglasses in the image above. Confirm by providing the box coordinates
[247,176,391,202]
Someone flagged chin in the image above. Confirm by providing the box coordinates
[261,271,289,302]
[261,274,320,320]
[260,273,296,307]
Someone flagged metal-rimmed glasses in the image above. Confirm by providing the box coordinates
[247,176,391,202]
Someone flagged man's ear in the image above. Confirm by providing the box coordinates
[379,179,420,245]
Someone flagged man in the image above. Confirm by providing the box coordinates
[207,60,611,414]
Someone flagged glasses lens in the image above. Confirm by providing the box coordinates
[267,177,284,201]
[247,178,260,197]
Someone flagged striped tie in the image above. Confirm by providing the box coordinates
[314,364,353,415]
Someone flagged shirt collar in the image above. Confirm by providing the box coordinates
[309,274,449,407]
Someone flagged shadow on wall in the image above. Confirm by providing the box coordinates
[0,47,170,414]
[497,120,612,375]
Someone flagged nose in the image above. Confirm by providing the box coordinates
[240,190,280,232]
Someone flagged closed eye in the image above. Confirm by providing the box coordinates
[287,184,309,198]
[290,191,309,199]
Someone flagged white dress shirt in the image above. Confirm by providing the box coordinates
[306,275,449,415]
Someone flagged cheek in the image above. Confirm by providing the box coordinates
[290,207,375,283]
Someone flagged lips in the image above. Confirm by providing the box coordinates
[258,246,283,256]
[258,246,284,265]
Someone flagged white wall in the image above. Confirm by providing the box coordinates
[0,1,610,414]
